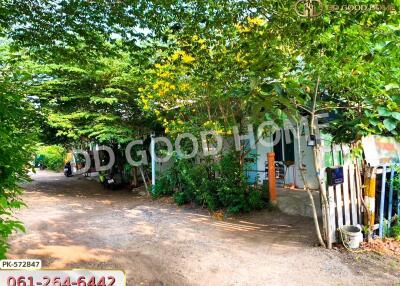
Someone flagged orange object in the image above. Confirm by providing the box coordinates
[364,168,376,228]
[268,152,277,204]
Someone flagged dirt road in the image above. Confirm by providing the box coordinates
[8,171,400,285]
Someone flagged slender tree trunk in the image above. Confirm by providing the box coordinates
[310,76,332,248]
[311,141,331,248]
[296,121,326,248]
[309,76,330,248]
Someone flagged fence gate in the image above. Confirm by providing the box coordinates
[326,162,363,243]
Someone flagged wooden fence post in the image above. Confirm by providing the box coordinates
[268,152,277,204]
[365,167,377,229]
[379,165,387,237]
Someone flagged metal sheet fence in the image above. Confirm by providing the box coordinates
[377,164,400,237]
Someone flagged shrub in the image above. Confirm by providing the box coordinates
[153,151,268,214]
[35,145,67,171]
[391,225,400,241]
[0,73,35,258]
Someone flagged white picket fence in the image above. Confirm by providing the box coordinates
[326,162,363,243]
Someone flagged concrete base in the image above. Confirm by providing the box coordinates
[277,188,322,218]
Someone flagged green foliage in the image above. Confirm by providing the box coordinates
[1,0,399,145]
[392,169,400,189]
[0,44,35,258]
[153,151,267,214]
[25,51,158,144]
[35,145,67,171]
[391,167,400,209]
[390,225,400,241]
[2,0,398,147]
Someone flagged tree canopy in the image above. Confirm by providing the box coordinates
[2,0,397,142]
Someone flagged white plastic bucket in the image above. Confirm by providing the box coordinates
[340,225,363,249]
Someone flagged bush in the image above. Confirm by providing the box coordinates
[153,151,268,214]
[391,225,400,241]
[0,72,35,258]
[35,145,67,171]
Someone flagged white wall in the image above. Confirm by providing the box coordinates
[255,130,320,190]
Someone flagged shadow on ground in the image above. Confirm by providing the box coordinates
[9,171,399,286]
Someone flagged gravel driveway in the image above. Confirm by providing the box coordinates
[8,171,400,285]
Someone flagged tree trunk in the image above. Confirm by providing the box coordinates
[296,122,326,248]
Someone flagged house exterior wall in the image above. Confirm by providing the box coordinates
[254,130,320,190]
